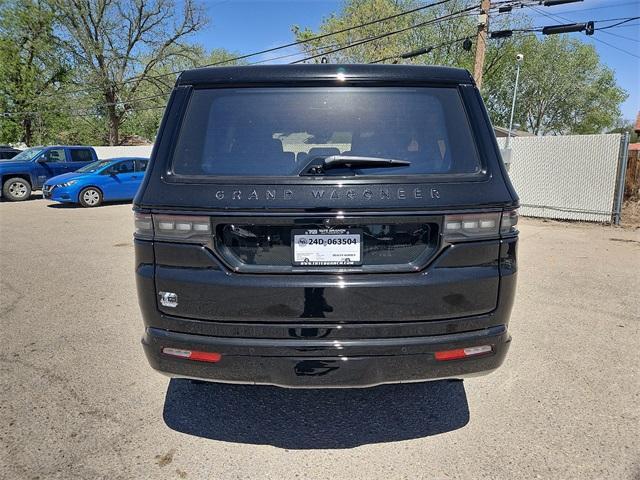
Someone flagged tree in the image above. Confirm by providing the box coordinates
[0,0,70,145]
[483,35,627,135]
[118,47,244,142]
[50,0,207,145]
[294,0,627,135]
[293,0,477,66]
[608,118,639,143]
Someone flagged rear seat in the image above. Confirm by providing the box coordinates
[203,138,295,175]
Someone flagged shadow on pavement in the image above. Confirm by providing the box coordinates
[46,202,76,208]
[163,378,469,449]
[0,193,41,202]
[46,199,132,208]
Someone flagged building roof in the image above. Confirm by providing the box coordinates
[628,143,640,151]
[635,111,640,134]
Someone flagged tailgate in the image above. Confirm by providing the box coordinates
[153,222,501,322]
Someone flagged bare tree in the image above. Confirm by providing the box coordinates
[51,0,206,145]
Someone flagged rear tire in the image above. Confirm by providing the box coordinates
[2,177,31,201]
[78,187,103,207]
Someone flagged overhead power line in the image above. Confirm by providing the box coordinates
[597,17,640,30]
[525,5,640,59]
[489,16,640,38]
[542,0,583,6]
[290,4,478,64]
[38,0,457,100]
[4,5,637,118]
[293,7,494,65]
[533,1,640,14]
[26,0,561,102]
[369,35,475,64]
[2,4,479,118]
[599,22,639,29]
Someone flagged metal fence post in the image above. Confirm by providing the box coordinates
[613,132,630,225]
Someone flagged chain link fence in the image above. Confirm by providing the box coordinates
[498,133,627,223]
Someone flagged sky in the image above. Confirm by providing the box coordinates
[192,0,640,122]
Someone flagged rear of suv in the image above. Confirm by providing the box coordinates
[135,64,518,388]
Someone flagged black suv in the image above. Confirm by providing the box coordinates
[134,65,518,388]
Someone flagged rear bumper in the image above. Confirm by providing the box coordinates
[136,235,518,387]
[142,324,511,388]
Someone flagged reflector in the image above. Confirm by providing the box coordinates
[463,345,492,356]
[189,351,222,362]
[434,345,492,361]
[162,347,222,363]
[162,347,190,358]
[434,348,466,361]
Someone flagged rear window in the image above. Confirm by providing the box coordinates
[69,149,93,162]
[136,159,148,172]
[171,87,481,177]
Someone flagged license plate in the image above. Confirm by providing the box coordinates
[292,229,363,266]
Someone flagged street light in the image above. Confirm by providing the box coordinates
[506,53,524,150]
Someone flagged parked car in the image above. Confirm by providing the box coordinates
[134,64,519,388]
[43,157,149,207]
[0,145,22,160]
[0,145,98,201]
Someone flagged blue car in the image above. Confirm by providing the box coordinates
[43,157,148,207]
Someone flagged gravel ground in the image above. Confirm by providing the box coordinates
[1,198,639,480]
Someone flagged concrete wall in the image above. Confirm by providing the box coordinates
[93,145,153,159]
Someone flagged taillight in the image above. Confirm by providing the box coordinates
[133,212,211,242]
[443,212,500,241]
[500,209,519,235]
[154,214,211,241]
[434,345,492,361]
[443,210,519,242]
[134,212,153,239]
[162,347,222,363]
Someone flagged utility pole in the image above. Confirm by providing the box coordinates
[473,0,491,89]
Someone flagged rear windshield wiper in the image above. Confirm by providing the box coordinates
[300,155,411,176]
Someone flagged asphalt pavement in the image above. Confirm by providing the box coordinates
[1,198,638,479]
